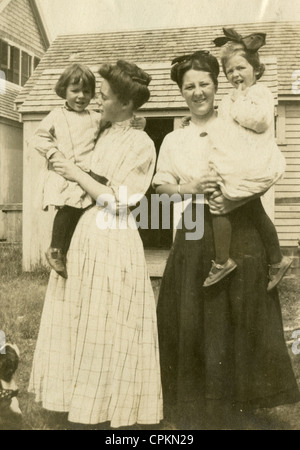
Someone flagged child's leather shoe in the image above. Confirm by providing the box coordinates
[45,248,68,279]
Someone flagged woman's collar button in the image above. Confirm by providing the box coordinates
[200,132,208,137]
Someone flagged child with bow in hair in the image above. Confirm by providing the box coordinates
[202,28,291,290]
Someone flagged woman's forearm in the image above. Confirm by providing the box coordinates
[156,183,187,198]
[76,169,114,202]
[156,181,205,198]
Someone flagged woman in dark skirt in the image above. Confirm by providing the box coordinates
[152,51,300,429]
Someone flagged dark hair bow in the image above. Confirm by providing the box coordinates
[171,50,210,66]
[213,28,266,53]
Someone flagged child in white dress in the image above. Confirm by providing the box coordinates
[203,28,291,290]
[32,63,144,278]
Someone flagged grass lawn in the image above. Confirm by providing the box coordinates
[0,244,299,430]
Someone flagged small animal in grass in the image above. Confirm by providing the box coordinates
[0,344,22,427]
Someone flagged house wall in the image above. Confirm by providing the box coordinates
[0,119,23,242]
[275,101,300,250]
[0,0,46,56]
[22,118,55,270]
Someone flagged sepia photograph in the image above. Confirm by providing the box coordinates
[0,0,300,433]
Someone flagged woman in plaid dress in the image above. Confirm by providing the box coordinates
[29,60,163,428]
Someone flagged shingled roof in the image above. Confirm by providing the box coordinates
[16,21,300,112]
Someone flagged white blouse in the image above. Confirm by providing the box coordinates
[91,120,156,208]
[152,121,213,188]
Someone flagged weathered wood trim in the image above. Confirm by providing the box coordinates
[276,197,300,204]
[0,204,22,212]
[276,104,287,145]
[0,0,11,14]
[0,116,22,127]
[28,0,51,49]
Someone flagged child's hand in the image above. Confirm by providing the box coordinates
[231,83,245,101]
[181,116,192,128]
[131,115,146,130]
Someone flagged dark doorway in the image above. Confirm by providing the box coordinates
[138,117,174,249]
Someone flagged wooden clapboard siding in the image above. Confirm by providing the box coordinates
[274,102,300,248]
[0,0,47,55]
[3,210,22,242]
[0,119,23,242]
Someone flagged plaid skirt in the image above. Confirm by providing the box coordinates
[29,205,163,428]
[157,203,300,426]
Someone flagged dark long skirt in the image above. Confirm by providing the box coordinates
[157,203,300,428]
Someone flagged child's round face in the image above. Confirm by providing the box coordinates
[225,54,257,90]
[65,80,93,112]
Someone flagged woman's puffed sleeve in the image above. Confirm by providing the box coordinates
[230,84,274,133]
[30,109,59,160]
[109,132,157,208]
[152,133,179,188]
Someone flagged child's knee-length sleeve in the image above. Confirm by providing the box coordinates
[229,84,275,134]
[30,109,60,159]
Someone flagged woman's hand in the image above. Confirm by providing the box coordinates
[52,158,82,182]
[49,150,65,161]
[191,173,221,196]
[130,115,146,130]
[209,190,248,215]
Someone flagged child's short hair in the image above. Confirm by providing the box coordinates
[99,60,151,110]
[220,42,265,81]
[55,63,96,99]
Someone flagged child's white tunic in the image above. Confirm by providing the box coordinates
[208,84,286,200]
[29,121,163,428]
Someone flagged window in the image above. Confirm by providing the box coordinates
[11,47,20,84]
[0,39,9,79]
[0,38,39,86]
[21,51,32,86]
[34,57,40,69]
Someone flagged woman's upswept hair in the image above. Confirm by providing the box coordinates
[220,42,265,81]
[99,60,152,110]
[55,63,96,99]
[171,51,220,90]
